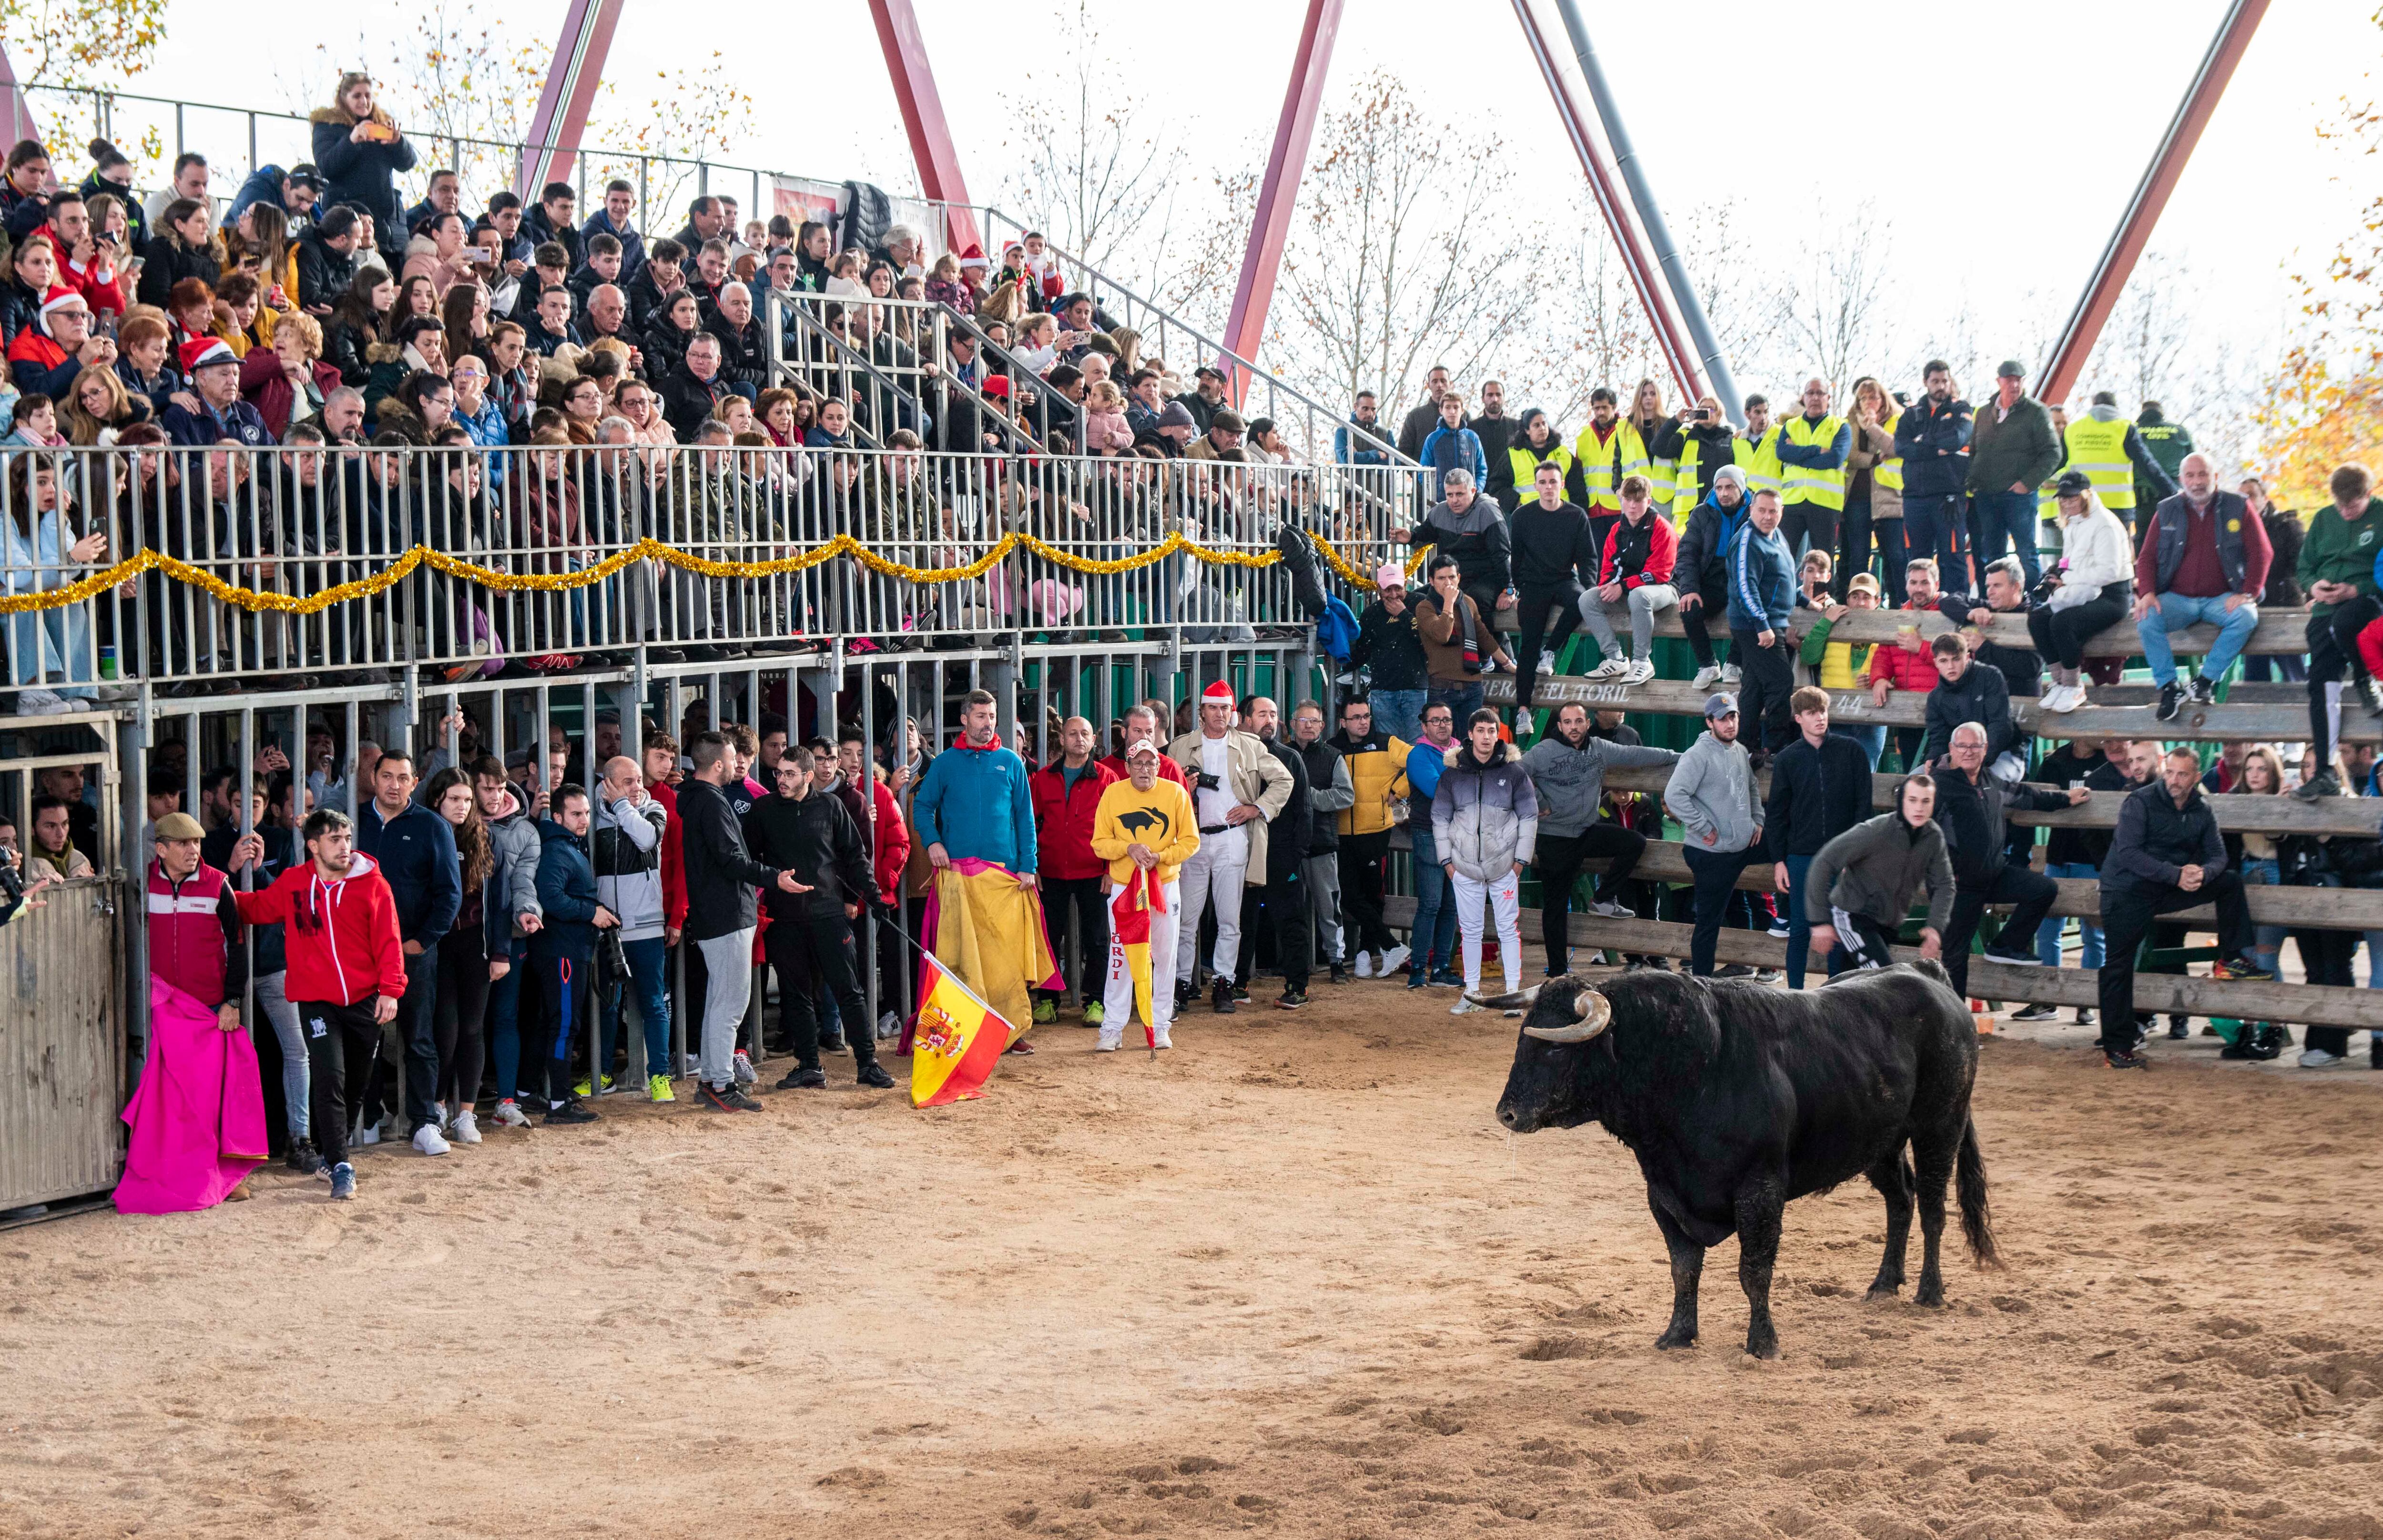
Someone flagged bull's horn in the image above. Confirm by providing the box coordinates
[1465,984,1542,1011]
[1522,989,1612,1044]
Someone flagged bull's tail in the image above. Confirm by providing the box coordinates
[1956,1116,1999,1268]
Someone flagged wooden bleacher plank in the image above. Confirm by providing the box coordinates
[1496,598,2312,657]
[1377,899,2383,1027]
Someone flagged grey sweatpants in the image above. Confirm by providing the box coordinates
[1303,851,1345,965]
[696,929,755,1087]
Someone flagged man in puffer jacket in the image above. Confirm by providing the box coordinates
[1433,709,1539,1013]
[1728,487,1798,757]
[528,788,616,1126]
[1675,464,1752,690]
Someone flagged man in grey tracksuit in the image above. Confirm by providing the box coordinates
[1662,693,1765,977]
[474,759,546,1125]
[1804,774,1954,971]
[1520,701,1680,974]
[1289,703,1356,981]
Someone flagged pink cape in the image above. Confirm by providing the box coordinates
[113,977,268,1215]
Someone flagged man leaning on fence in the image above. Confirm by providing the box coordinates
[2095,746,2272,1071]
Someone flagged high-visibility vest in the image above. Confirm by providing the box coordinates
[2038,447,2068,522]
[1780,414,1847,511]
[2064,415,2136,510]
[1633,417,1675,514]
[1874,410,1903,494]
[1572,420,1649,511]
[1509,442,1576,498]
[1670,436,1755,520]
[1741,426,1783,496]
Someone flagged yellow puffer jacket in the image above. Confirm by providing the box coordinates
[1329,728,1411,836]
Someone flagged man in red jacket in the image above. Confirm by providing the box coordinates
[1031,715,1120,1026]
[1098,703,1189,787]
[231,807,406,1201]
[1868,557,1947,771]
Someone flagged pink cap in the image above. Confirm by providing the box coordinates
[1375,562,1405,588]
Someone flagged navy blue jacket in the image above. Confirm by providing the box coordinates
[579,209,647,286]
[1893,398,1974,501]
[1727,522,1795,633]
[530,816,601,956]
[356,797,461,947]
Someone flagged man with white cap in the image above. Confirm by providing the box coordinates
[1090,738,1200,1050]
[1663,692,1766,977]
[1167,679,1292,1015]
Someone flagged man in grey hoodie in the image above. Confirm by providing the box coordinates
[470,755,545,1127]
[1520,701,1680,974]
[1805,774,1954,971]
[1663,694,1766,977]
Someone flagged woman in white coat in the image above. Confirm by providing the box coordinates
[2029,469,2135,712]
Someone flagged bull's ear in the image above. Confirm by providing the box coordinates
[1466,984,1540,1013]
[1523,988,1611,1044]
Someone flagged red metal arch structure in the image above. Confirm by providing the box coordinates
[491,0,2270,405]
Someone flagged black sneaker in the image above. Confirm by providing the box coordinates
[777,1066,827,1090]
[855,1062,896,1089]
[1983,947,2042,967]
[2370,1033,2382,1070]
[1175,980,1199,1009]
[700,1081,762,1113]
[2010,1003,2059,1022]
[2187,675,2217,706]
[1715,963,1759,979]
[2103,1048,2150,1070]
[2296,769,2342,801]
[2212,955,2274,982]
[2156,679,2183,721]
[1211,981,1237,1015]
[1329,963,1350,985]
[2077,1007,2097,1026]
[2166,1018,2191,1040]
[285,1139,323,1175]
[1275,990,1307,1010]
[543,1096,600,1125]
[1229,982,1252,1003]
[818,1034,847,1054]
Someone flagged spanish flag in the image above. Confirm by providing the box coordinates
[907,954,1017,1107]
[1110,866,1166,1052]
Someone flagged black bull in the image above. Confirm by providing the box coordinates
[1492,962,1997,1359]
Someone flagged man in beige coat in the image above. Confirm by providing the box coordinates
[1167,678,1292,1015]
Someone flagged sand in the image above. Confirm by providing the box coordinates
[5,976,2383,1540]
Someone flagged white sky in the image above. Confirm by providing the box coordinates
[122,0,2378,389]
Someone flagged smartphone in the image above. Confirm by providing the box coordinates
[1691,406,1712,422]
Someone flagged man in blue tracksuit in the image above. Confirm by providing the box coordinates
[355,749,460,1155]
[1729,488,1798,757]
[1401,701,1463,989]
[529,785,617,1125]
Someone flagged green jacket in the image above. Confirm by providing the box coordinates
[1965,394,2061,496]
[2297,502,2381,620]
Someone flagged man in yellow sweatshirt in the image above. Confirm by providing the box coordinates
[1090,739,1202,1050]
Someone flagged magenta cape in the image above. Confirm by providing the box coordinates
[113,977,268,1215]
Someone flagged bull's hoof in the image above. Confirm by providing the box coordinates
[1654,1326,1698,1351]
[1743,1337,1781,1362]
[1864,1283,1902,1303]
[1915,1280,1946,1309]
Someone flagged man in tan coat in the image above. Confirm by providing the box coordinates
[1166,678,1292,1015]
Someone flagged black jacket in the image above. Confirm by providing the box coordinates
[661,364,733,440]
[1509,498,1598,590]
[1935,592,2042,700]
[1295,737,1346,854]
[521,203,584,271]
[1761,732,1872,859]
[1261,736,1313,881]
[1893,397,1974,501]
[2037,745,2128,868]
[312,114,418,254]
[705,313,771,389]
[1930,764,2068,888]
[1919,659,2015,766]
[1351,595,1430,692]
[136,234,220,310]
[743,789,877,921]
[292,227,359,314]
[2105,780,2226,895]
[676,776,780,942]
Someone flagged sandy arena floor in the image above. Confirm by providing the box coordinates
[5,972,2383,1540]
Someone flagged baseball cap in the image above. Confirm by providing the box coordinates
[1703,693,1739,720]
[2055,469,2093,498]
[1996,359,2027,379]
[1374,562,1405,589]
[1847,572,1880,598]
[153,812,206,841]
[1126,738,1160,759]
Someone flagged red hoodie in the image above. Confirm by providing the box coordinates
[232,850,407,1007]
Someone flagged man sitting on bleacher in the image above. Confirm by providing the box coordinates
[2094,745,2271,1070]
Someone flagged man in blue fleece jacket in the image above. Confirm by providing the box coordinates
[354,749,460,1154]
[909,688,1045,1045]
[1729,488,1798,756]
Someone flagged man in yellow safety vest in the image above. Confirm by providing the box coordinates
[1772,377,1849,571]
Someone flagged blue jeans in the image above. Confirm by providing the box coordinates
[606,935,672,1080]
[1781,852,1845,990]
[1428,680,1485,724]
[1901,493,1967,586]
[1973,488,2043,587]
[1407,823,1458,979]
[489,934,529,1101]
[2239,858,2288,973]
[2035,860,2105,968]
[1369,689,1426,745]
[1831,723,1886,770]
[2137,592,2258,684]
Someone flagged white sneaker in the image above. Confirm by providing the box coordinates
[15,687,71,716]
[1381,943,1412,975]
[2300,1048,2344,1069]
[1767,919,1792,939]
[1721,663,1742,685]
[490,1099,531,1129]
[1450,998,1483,1015]
[2043,683,2077,714]
[1691,665,1722,691]
[1623,660,1655,685]
[1586,899,1633,919]
[1353,950,1374,978]
[411,1123,451,1156]
[1583,658,1627,682]
[732,1050,757,1085]
[2065,685,2089,712]
[1095,1030,1121,1053]
[449,1109,481,1145]
[1536,653,1558,676]
[876,1011,902,1041]
[1152,1027,1173,1050]
[357,1122,382,1147]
